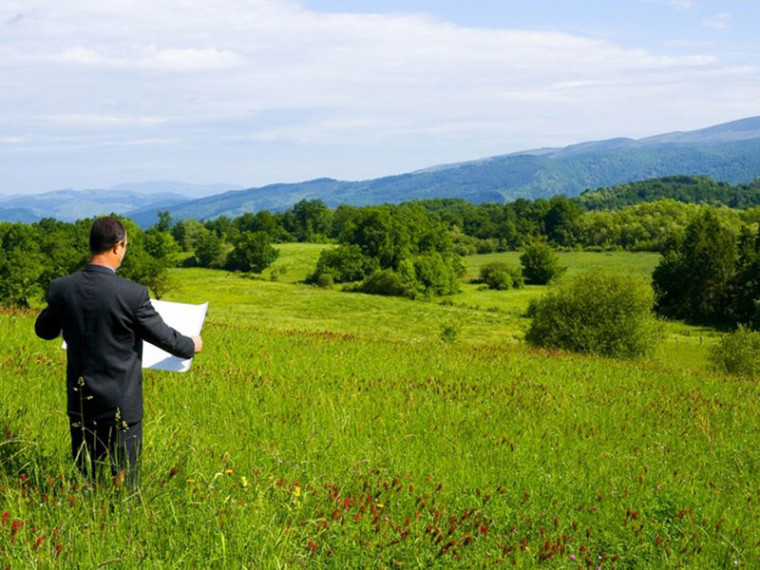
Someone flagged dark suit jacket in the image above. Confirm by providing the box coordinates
[35,264,195,425]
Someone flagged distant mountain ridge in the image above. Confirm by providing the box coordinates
[3,117,760,226]
[0,182,241,224]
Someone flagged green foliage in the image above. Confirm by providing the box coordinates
[310,244,378,283]
[478,261,524,290]
[193,228,225,268]
[398,253,463,299]
[520,242,565,285]
[355,268,407,297]
[226,231,279,273]
[525,271,663,358]
[579,175,760,210]
[439,320,461,343]
[708,325,760,378]
[653,211,737,322]
[143,228,179,261]
[282,199,333,242]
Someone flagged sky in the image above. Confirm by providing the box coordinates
[1,0,758,195]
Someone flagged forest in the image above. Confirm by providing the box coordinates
[2,175,759,330]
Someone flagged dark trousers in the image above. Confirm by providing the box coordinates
[70,419,142,492]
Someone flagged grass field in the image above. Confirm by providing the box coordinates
[1,246,755,568]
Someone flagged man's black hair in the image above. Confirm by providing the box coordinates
[90,217,127,254]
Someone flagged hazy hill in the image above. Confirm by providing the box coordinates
[130,116,760,224]
[4,116,760,225]
[0,182,240,223]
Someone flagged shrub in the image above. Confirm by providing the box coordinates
[708,326,760,378]
[439,321,461,343]
[479,261,524,290]
[314,272,334,289]
[525,271,663,358]
[357,269,407,297]
[520,242,566,285]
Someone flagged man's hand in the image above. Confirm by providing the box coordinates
[192,336,203,353]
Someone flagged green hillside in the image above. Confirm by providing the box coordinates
[578,175,760,210]
[4,249,753,567]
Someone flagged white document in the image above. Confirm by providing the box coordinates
[142,300,208,372]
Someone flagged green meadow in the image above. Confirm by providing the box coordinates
[1,245,757,568]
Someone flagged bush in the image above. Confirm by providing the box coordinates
[314,272,334,288]
[520,242,566,284]
[356,269,408,297]
[439,321,461,343]
[525,271,663,358]
[709,326,760,378]
[479,261,524,290]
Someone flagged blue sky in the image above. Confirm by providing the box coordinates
[1,0,758,195]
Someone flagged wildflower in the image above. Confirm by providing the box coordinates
[241,476,248,488]
[293,485,302,498]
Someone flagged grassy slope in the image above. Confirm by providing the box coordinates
[1,247,754,568]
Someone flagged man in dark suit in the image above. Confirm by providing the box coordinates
[35,216,202,491]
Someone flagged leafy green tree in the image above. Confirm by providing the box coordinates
[173,218,208,252]
[283,199,333,242]
[653,210,736,322]
[526,271,663,358]
[194,228,225,268]
[0,223,45,306]
[226,231,279,273]
[520,241,566,284]
[544,195,581,246]
[143,228,179,261]
[155,210,173,233]
[311,244,378,283]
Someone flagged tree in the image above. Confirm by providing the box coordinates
[194,229,225,268]
[226,231,279,273]
[520,241,566,285]
[525,271,663,358]
[311,244,378,283]
[653,210,736,322]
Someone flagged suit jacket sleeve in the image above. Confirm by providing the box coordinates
[35,283,63,340]
[134,289,195,360]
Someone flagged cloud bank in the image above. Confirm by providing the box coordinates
[0,0,757,192]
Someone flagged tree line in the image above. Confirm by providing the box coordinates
[1,181,758,329]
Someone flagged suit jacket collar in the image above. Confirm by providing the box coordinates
[83,263,117,275]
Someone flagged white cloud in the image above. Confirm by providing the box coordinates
[0,0,756,191]
[53,46,244,71]
[702,12,732,30]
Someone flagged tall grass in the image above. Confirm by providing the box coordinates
[2,249,753,567]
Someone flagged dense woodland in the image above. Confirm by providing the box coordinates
[1,175,759,329]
